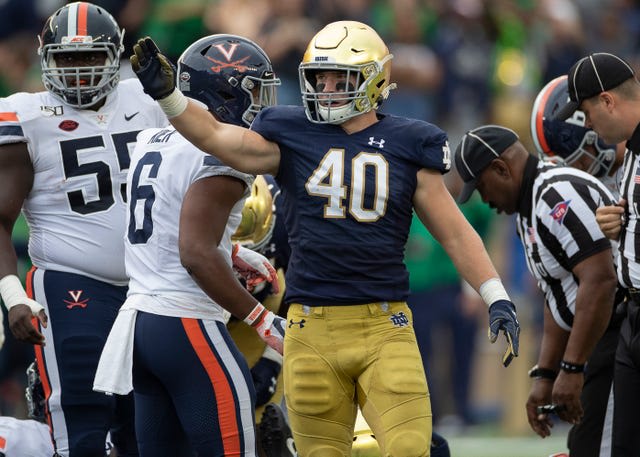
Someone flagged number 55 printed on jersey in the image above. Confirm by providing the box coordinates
[306,149,389,222]
[60,131,140,214]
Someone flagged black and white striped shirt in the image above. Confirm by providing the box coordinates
[516,156,617,330]
[616,145,640,288]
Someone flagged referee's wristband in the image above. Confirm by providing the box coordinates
[528,364,558,381]
[560,360,585,374]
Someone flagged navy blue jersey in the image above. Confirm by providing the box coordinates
[251,106,450,306]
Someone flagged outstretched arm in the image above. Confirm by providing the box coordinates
[131,37,281,176]
[413,168,520,366]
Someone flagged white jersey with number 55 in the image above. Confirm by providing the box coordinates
[0,78,168,284]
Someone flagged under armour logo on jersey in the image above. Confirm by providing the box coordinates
[549,200,572,224]
[288,319,306,329]
[389,311,409,327]
[64,290,89,309]
[368,137,385,148]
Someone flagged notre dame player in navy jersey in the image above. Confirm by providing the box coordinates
[131,21,520,457]
[253,106,447,306]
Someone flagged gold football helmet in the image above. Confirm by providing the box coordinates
[299,21,395,124]
[232,175,276,253]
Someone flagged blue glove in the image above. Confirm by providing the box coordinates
[130,37,176,100]
[251,357,282,407]
[488,299,520,367]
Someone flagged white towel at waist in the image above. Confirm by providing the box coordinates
[93,305,137,395]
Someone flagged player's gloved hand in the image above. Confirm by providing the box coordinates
[130,37,176,100]
[244,303,285,355]
[232,244,280,294]
[251,349,282,407]
[488,299,520,367]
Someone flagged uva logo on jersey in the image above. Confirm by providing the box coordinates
[59,120,79,131]
[64,290,89,309]
[389,312,409,327]
[549,200,572,224]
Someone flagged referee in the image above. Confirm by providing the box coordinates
[555,52,640,456]
[454,125,622,457]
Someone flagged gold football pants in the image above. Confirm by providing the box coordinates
[284,302,432,457]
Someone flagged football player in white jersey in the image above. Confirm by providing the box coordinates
[93,34,285,457]
[0,2,169,456]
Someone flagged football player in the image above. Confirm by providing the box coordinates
[0,3,169,456]
[130,20,520,456]
[531,75,626,199]
[93,34,285,456]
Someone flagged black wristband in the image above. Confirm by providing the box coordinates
[560,360,585,374]
[528,364,558,380]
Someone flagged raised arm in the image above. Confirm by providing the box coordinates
[413,168,520,366]
[131,37,280,176]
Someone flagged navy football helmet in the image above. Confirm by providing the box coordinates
[39,2,123,108]
[177,34,280,127]
[531,75,616,177]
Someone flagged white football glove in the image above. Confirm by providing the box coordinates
[232,244,280,294]
[244,303,285,355]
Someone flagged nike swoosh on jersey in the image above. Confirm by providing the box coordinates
[124,112,140,121]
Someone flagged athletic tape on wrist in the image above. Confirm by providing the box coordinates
[244,302,266,327]
[0,274,41,314]
[158,89,188,118]
[479,278,510,308]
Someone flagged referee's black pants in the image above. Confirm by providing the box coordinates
[568,318,620,457]
[612,298,640,457]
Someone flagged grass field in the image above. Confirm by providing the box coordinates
[441,423,569,457]
[448,435,567,457]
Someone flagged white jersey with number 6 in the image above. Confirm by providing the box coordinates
[124,127,253,319]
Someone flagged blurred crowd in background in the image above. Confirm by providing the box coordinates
[1,0,639,436]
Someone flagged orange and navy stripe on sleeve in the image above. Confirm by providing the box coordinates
[0,111,23,139]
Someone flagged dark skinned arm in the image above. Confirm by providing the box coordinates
[553,248,616,424]
[526,302,569,438]
[178,174,260,319]
[0,142,47,345]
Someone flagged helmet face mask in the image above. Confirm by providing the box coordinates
[39,2,123,109]
[531,75,616,177]
[177,34,280,127]
[299,21,395,124]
